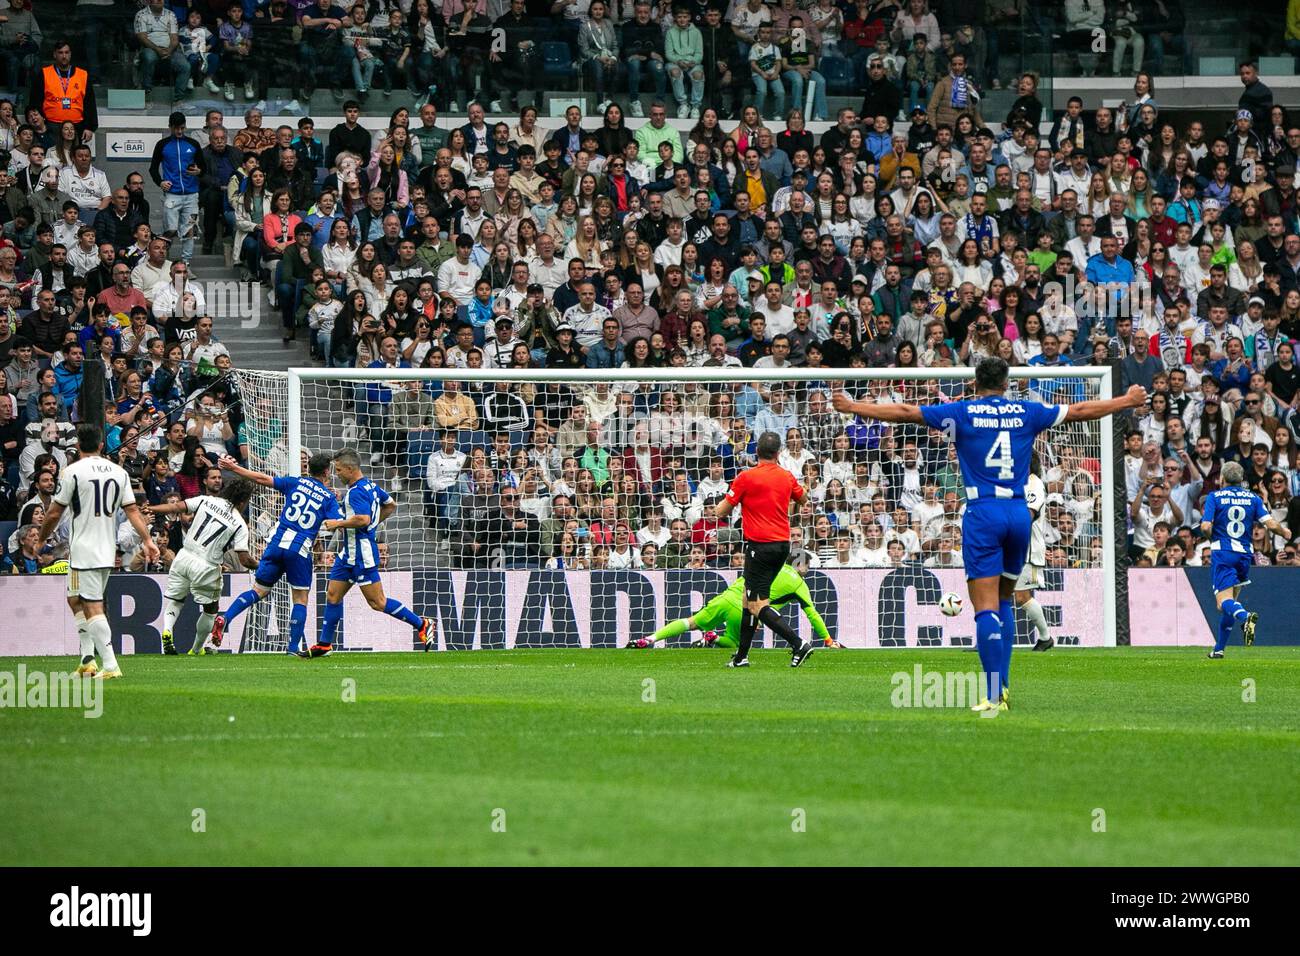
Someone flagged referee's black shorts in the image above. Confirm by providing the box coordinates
[742,540,790,602]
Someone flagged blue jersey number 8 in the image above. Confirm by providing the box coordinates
[283,490,319,531]
[1226,504,1247,540]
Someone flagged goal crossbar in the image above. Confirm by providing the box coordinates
[288,366,1115,384]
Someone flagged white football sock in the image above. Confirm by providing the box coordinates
[1022,598,1049,642]
[194,613,214,652]
[74,611,92,662]
[87,615,119,673]
[162,598,184,635]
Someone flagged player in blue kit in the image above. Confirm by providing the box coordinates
[1200,461,1291,659]
[834,358,1146,712]
[300,449,434,658]
[208,453,345,655]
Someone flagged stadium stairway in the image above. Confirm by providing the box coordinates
[187,250,313,373]
[129,172,312,372]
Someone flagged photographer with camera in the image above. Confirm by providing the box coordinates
[186,393,234,460]
[355,313,387,367]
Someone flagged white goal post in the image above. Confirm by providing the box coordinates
[232,365,1120,650]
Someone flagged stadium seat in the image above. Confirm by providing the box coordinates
[821,56,856,96]
[1258,56,1297,77]
[457,429,487,455]
[406,431,437,482]
[542,42,576,84]
[1198,56,1237,76]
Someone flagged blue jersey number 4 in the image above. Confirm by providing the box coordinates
[983,431,1015,481]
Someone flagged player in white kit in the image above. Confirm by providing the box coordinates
[147,478,259,655]
[1016,457,1054,652]
[37,424,159,679]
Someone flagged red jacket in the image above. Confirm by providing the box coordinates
[1148,214,1178,248]
[657,309,697,351]
[691,516,727,557]
[843,15,885,52]
[620,447,667,491]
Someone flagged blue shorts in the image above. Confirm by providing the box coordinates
[255,543,315,590]
[1210,552,1253,593]
[962,502,1032,581]
[328,555,382,586]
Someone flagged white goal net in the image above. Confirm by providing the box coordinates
[231,366,1119,652]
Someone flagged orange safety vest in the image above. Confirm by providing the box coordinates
[41,64,88,124]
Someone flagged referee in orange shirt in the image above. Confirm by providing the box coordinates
[714,431,816,668]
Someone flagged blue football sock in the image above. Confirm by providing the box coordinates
[999,599,1015,692]
[288,603,307,653]
[384,598,423,629]
[1215,610,1234,653]
[1222,599,1248,623]
[320,601,344,647]
[974,610,1003,701]
[222,589,260,624]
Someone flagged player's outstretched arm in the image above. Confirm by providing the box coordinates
[147,500,190,516]
[232,549,258,571]
[1264,517,1293,540]
[802,602,833,645]
[218,454,275,487]
[831,391,926,425]
[124,503,160,563]
[1064,385,1148,423]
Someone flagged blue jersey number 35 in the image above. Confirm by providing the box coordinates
[283,490,320,531]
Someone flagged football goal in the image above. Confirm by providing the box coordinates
[230,365,1122,652]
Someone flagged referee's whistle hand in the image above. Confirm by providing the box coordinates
[1126,385,1148,407]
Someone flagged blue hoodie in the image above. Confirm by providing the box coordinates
[53,359,83,409]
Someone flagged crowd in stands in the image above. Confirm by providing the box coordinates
[5,1,1300,577]
[6,1,1259,115]
[0,68,249,574]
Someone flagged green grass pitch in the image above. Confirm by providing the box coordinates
[2,647,1298,866]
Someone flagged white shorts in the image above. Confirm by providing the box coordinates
[67,568,111,603]
[1014,562,1043,592]
[165,549,223,606]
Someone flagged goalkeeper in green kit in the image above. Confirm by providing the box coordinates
[626,564,839,649]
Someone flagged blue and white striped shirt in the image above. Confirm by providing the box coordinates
[339,478,390,569]
[270,476,341,557]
